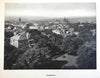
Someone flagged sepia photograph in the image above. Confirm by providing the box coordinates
[4,3,96,69]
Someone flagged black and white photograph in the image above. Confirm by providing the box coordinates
[4,3,96,69]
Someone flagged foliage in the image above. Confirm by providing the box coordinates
[4,21,96,69]
[5,31,13,38]
[14,46,51,69]
[76,38,96,69]
[4,45,24,69]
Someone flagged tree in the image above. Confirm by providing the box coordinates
[4,45,24,69]
[76,39,96,69]
[5,31,13,38]
[14,44,51,69]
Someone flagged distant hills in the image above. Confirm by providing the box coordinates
[68,17,96,23]
[5,16,96,23]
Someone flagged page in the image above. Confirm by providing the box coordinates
[0,0,100,78]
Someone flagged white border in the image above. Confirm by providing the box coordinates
[0,0,100,78]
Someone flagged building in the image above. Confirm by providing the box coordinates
[10,31,29,50]
[52,29,61,35]
[61,28,74,38]
[78,24,84,27]
[90,29,96,36]
[44,26,49,29]
[19,18,21,22]
[29,26,38,29]
[74,31,79,36]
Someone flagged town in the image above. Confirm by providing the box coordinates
[4,17,96,69]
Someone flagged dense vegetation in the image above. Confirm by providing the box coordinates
[4,22,96,69]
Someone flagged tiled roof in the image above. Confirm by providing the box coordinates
[11,31,27,40]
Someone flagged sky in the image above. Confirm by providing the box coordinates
[5,3,96,17]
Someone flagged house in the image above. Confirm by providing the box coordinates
[52,29,61,35]
[10,31,29,50]
[78,24,84,27]
[74,31,79,36]
[62,28,74,38]
[13,26,23,35]
[29,26,38,29]
[38,26,44,30]
[90,29,96,36]
[44,26,49,29]
[65,28,74,35]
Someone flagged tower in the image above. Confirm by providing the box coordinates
[19,18,21,22]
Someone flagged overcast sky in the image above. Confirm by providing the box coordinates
[5,3,96,17]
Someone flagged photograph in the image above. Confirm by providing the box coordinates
[4,3,96,69]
